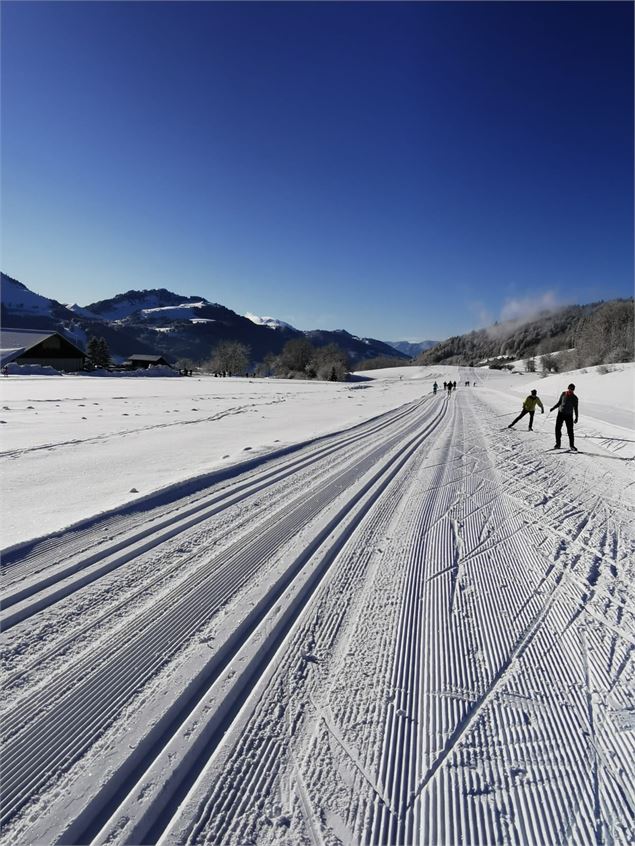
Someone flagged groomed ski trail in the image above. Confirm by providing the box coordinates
[1,388,633,846]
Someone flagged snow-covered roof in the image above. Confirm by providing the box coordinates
[0,328,86,360]
[126,354,171,363]
[0,347,26,366]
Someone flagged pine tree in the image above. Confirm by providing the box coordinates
[96,337,111,368]
[86,337,100,367]
[87,336,111,368]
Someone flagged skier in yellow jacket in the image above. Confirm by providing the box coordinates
[508,389,544,431]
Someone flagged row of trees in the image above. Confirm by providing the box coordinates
[202,337,351,381]
[357,355,407,371]
[271,338,349,380]
[86,335,353,381]
[524,301,634,373]
[417,299,633,369]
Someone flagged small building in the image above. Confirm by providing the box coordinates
[0,328,86,371]
[125,354,172,370]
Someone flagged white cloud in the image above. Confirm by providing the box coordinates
[500,291,560,323]
[469,300,494,329]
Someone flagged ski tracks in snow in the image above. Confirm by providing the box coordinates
[1,389,633,845]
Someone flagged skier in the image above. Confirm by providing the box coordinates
[443,381,447,390]
[433,382,438,395]
[508,389,544,431]
[550,383,579,450]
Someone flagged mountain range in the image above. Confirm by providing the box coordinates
[1,273,420,366]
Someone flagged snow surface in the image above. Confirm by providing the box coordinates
[1,364,633,550]
[1,275,54,315]
[1,364,633,845]
[140,302,208,320]
[91,294,207,321]
[66,303,100,319]
[244,312,296,330]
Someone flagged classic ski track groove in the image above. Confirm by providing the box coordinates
[2,385,633,846]
[1,398,419,583]
[1,397,447,839]
[159,391,633,846]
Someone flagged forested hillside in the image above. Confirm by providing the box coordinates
[417,299,634,368]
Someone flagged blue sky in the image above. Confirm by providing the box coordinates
[2,2,633,341]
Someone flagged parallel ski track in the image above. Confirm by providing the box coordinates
[154,398,448,846]
[162,390,635,846]
[0,395,449,838]
[1,399,425,627]
[2,396,420,581]
[361,395,632,846]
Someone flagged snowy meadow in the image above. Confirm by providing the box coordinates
[1,364,634,845]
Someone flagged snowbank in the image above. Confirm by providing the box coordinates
[3,364,181,378]
[5,362,61,376]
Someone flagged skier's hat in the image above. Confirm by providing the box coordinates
[531,389,537,395]
[568,383,575,390]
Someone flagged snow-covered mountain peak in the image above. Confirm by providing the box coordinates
[66,303,100,320]
[139,302,211,322]
[86,289,210,321]
[244,312,296,331]
[1,274,55,315]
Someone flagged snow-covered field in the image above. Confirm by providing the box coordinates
[1,365,634,845]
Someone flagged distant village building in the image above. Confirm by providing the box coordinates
[0,328,86,371]
[125,354,172,369]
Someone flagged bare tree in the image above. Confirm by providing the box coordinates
[276,338,314,375]
[207,341,250,376]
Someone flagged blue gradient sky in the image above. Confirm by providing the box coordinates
[2,2,633,340]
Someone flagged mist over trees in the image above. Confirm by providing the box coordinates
[416,299,634,369]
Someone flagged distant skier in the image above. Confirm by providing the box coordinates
[453,381,457,390]
[443,381,447,390]
[550,384,579,450]
[447,381,452,393]
[433,382,438,395]
[508,389,544,431]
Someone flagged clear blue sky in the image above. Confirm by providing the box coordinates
[2,1,633,340]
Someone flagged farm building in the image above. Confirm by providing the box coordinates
[125,354,173,369]
[0,328,86,371]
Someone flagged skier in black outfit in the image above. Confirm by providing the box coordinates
[550,383,579,450]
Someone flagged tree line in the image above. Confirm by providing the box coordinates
[201,337,350,381]
[416,299,633,369]
[84,335,352,381]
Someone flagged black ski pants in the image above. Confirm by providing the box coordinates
[510,408,535,429]
[555,413,575,448]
